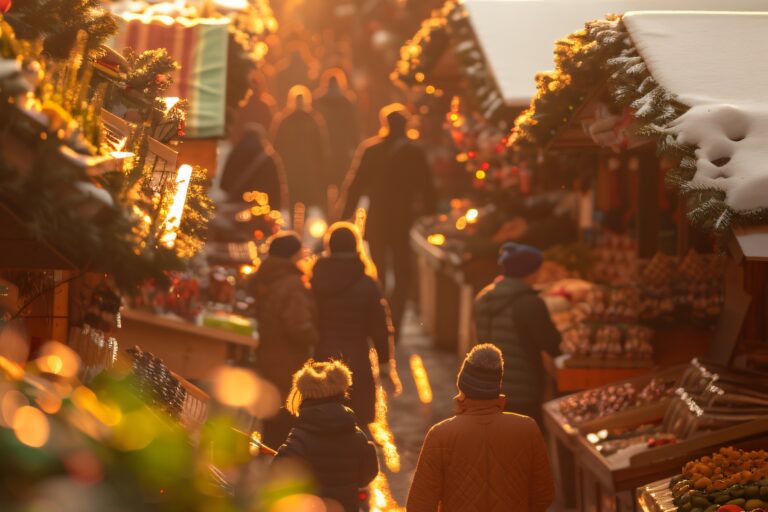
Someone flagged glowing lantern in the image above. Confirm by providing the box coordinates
[160,164,193,248]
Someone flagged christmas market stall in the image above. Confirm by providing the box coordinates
[512,10,768,511]
[394,0,762,355]
[0,3,286,510]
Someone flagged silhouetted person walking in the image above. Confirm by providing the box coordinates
[271,86,330,213]
[314,68,360,190]
[340,104,436,339]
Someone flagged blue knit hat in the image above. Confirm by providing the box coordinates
[498,242,543,278]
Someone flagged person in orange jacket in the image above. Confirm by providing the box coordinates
[406,344,555,512]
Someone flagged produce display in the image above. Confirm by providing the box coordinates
[667,447,768,512]
[559,377,675,425]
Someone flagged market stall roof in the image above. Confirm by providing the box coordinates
[513,10,768,236]
[395,0,768,121]
[468,0,768,106]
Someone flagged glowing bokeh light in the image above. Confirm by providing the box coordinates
[13,406,50,448]
[308,219,328,239]
[475,169,486,180]
[466,208,479,223]
[1,389,28,426]
[427,233,445,246]
[160,164,193,248]
[36,341,81,378]
[213,367,259,408]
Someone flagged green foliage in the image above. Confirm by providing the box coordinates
[125,48,180,98]
[4,0,117,59]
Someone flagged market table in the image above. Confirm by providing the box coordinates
[119,308,258,380]
[410,224,497,356]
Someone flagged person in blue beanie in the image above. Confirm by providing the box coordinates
[472,242,561,425]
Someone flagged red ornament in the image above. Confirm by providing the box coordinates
[0,0,11,13]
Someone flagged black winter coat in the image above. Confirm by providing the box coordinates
[314,90,360,188]
[473,278,561,408]
[311,255,392,425]
[340,135,436,241]
[274,398,379,512]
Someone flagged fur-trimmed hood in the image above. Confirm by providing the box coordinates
[293,360,352,399]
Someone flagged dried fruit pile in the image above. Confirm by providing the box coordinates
[670,447,768,512]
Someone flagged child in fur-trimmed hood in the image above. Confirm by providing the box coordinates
[272,360,379,512]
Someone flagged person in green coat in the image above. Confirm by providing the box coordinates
[473,242,561,425]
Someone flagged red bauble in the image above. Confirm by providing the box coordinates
[0,0,11,13]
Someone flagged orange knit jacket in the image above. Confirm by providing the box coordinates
[406,397,555,512]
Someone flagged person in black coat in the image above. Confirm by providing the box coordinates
[314,68,360,191]
[311,222,393,426]
[274,360,379,512]
[219,124,287,211]
[339,104,437,339]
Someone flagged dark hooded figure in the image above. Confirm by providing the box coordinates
[314,68,360,190]
[219,124,287,210]
[339,104,437,339]
[310,222,393,426]
[271,86,331,212]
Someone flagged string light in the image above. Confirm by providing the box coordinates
[475,170,486,180]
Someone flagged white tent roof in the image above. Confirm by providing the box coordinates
[464,0,768,106]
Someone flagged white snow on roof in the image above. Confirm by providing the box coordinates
[623,11,768,106]
[463,0,768,106]
[622,11,768,214]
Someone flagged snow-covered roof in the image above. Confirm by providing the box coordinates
[623,11,768,106]
[464,0,768,106]
[623,11,768,214]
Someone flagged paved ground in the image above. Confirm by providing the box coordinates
[377,307,459,507]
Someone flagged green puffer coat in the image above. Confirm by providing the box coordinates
[473,277,561,408]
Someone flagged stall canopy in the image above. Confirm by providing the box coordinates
[513,10,768,236]
[395,0,768,121]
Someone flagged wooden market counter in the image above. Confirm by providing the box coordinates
[544,363,768,512]
[410,225,497,357]
[119,308,258,380]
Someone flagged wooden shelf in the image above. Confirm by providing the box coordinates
[119,308,258,380]
[121,308,257,348]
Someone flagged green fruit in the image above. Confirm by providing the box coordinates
[691,508,704,512]
[760,487,768,499]
[733,488,747,498]
[680,503,693,512]
[716,495,734,505]
[681,494,692,505]
[727,498,747,507]
[745,499,766,510]
[746,486,760,498]
[693,496,713,508]
[705,505,719,512]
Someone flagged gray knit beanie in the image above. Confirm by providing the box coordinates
[457,344,504,400]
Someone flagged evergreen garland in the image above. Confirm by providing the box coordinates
[4,0,117,59]
[511,15,768,235]
[392,0,512,122]
[125,48,179,99]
